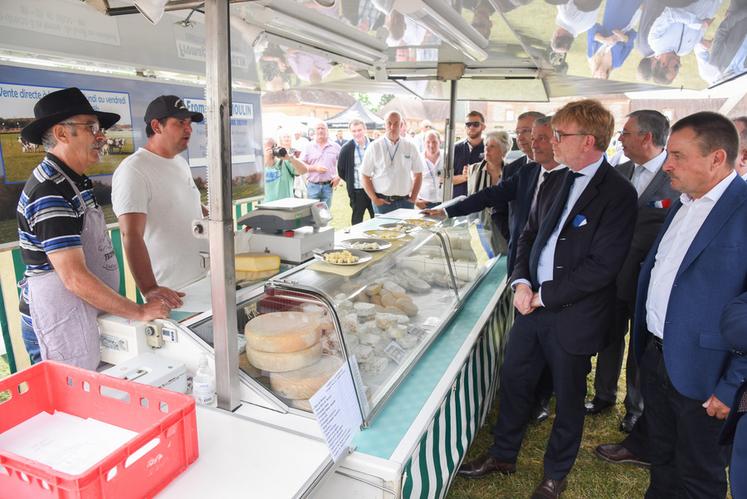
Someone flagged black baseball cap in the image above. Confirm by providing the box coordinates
[144,95,204,124]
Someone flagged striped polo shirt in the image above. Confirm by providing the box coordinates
[16,153,97,315]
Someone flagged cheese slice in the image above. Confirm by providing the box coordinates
[244,311,321,353]
[236,269,278,282]
[235,253,281,272]
[246,342,322,372]
[270,355,342,400]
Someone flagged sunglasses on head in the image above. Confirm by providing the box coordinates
[465,121,483,128]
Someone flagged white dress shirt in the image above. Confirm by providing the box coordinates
[646,170,737,338]
[537,157,604,288]
[631,150,667,196]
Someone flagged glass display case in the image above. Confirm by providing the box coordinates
[186,215,496,425]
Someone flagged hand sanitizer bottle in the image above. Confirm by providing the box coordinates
[193,353,215,405]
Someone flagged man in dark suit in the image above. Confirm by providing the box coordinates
[502,111,546,181]
[496,111,546,250]
[452,110,486,197]
[424,116,566,425]
[632,111,747,499]
[586,111,677,436]
[458,100,637,498]
[336,119,373,224]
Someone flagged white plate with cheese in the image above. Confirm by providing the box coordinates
[339,238,392,252]
[314,248,372,266]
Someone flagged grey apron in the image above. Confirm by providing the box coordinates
[27,166,119,370]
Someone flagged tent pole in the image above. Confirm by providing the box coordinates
[205,0,241,411]
[442,79,458,203]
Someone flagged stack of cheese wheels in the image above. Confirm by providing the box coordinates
[270,355,342,401]
[245,311,322,372]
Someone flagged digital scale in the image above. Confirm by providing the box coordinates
[236,197,334,263]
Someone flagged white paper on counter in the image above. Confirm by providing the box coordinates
[309,358,363,462]
[0,411,136,475]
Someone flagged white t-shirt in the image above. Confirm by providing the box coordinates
[360,137,424,196]
[112,148,206,290]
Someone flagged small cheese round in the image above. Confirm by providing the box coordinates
[383,281,406,295]
[244,312,321,353]
[270,356,342,399]
[246,342,322,372]
[289,398,312,412]
[396,297,418,317]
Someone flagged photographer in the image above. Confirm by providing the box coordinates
[263,137,325,202]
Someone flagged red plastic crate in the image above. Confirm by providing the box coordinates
[0,361,198,498]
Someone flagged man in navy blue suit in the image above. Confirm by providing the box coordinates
[633,111,747,499]
[458,100,637,498]
[424,116,566,426]
[721,290,747,499]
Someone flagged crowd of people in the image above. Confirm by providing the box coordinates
[14,86,747,499]
[426,102,747,499]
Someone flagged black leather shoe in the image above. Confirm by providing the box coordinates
[532,403,550,424]
[531,477,567,499]
[619,412,639,433]
[585,396,615,415]
[457,454,516,479]
[594,443,650,468]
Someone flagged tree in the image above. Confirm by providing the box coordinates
[379,94,395,109]
[353,93,374,112]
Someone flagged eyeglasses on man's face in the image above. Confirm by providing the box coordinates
[617,130,646,137]
[61,122,106,136]
[465,121,483,128]
[552,129,589,142]
[514,127,532,136]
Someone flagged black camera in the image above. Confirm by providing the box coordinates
[272,146,288,158]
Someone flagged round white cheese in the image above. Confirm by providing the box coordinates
[244,311,321,353]
[246,342,322,372]
[270,356,342,400]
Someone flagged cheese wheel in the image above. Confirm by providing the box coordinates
[289,398,313,412]
[244,311,321,353]
[246,342,322,372]
[270,356,342,400]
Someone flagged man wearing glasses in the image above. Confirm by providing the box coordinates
[112,95,207,309]
[458,100,637,498]
[16,87,170,369]
[452,111,486,197]
[503,111,546,181]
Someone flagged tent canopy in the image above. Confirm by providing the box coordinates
[325,101,385,130]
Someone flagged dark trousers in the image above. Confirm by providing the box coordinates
[350,189,374,225]
[640,340,729,499]
[489,309,592,480]
[593,298,644,415]
[621,412,650,460]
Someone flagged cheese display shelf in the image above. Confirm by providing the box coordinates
[93,214,508,498]
[184,214,496,425]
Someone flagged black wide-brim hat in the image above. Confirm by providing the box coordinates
[21,87,121,145]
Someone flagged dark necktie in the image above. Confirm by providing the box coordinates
[529,170,583,288]
[531,171,551,209]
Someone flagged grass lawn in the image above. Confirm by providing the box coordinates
[448,355,651,499]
